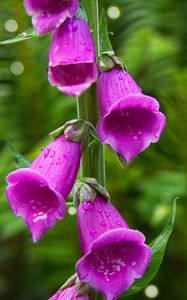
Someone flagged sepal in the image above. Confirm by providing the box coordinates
[98,9,126,72]
[74,177,110,207]
[75,3,88,22]
[50,119,91,152]
[60,274,77,291]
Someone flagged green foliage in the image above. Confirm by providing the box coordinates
[0,28,37,45]
[125,199,177,296]
[0,1,187,300]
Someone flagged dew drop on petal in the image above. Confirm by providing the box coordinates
[89,229,97,237]
[44,148,50,158]
[100,221,106,227]
[50,150,55,158]
[85,46,91,52]
[54,45,59,53]
[83,202,93,211]
[39,181,46,187]
[104,211,111,217]
[63,152,71,159]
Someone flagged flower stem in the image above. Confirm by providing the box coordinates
[77,0,105,186]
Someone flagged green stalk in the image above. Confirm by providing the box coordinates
[77,0,105,186]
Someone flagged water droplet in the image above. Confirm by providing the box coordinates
[89,229,97,236]
[100,221,106,227]
[104,211,111,217]
[50,150,55,158]
[116,221,121,226]
[138,131,142,135]
[83,202,93,211]
[133,136,138,140]
[85,46,91,52]
[54,45,59,53]
[44,148,50,158]
[81,39,86,45]
[132,261,136,266]
[71,22,78,31]
[39,164,43,169]
[154,132,159,138]
[65,42,69,48]
[118,74,123,80]
[97,208,103,213]
[63,152,71,159]
[39,181,46,187]
[56,159,61,165]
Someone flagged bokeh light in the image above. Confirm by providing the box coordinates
[4,19,18,32]
[68,206,77,216]
[107,6,121,19]
[10,62,24,76]
[145,285,159,298]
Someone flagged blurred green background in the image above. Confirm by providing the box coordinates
[0,0,187,299]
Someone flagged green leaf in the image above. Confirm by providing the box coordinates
[124,198,177,297]
[0,28,38,45]
[98,10,126,72]
[99,9,114,55]
[75,3,88,22]
[7,142,31,168]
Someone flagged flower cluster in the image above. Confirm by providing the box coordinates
[5,1,167,299]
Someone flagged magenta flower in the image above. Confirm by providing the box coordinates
[24,0,78,35]
[76,196,152,300]
[96,68,166,163]
[6,135,81,242]
[49,285,89,300]
[48,18,98,96]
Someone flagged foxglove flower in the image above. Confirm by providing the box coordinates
[24,0,78,35]
[96,68,166,163]
[49,274,93,300]
[6,134,81,242]
[49,285,89,300]
[48,18,98,96]
[76,195,152,300]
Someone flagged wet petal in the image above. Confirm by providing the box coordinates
[6,168,66,242]
[97,94,166,162]
[97,68,166,162]
[48,18,98,96]
[24,0,78,34]
[76,228,152,300]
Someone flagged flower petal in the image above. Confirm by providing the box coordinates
[77,196,129,254]
[48,18,98,96]
[48,63,98,96]
[24,0,78,34]
[97,94,166,162]
[6,168,66,242]
[76,228,152,300]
